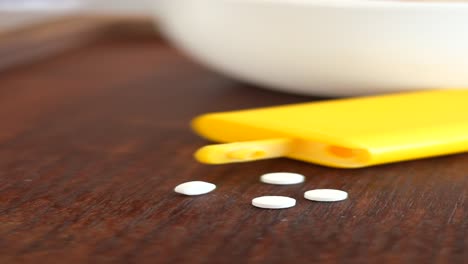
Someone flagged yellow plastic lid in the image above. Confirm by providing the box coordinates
[192,89,468,168]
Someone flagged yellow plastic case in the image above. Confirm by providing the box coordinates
[192,89,468,168]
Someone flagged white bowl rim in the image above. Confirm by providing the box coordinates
[215,0,468,9]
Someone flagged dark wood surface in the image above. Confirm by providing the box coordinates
[0,34,466,264]
[0,16,156,71]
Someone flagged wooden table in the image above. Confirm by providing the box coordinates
[0,21,466,264]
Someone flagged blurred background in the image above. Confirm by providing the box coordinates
[0,0,152,32]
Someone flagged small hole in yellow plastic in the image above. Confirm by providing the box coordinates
[250,150,266,159]
[328,146,356,159]
[227,149,266,160]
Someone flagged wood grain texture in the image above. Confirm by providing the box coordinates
[0,35,466,264]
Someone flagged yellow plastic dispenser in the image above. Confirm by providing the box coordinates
[192,90,468,168]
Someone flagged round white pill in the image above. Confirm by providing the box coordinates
[260,172,305,185]
[304,189,348,202]
[174,181,216,196]
[252,196,296,209]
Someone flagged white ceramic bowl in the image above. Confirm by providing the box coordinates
[155,0,468,96]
